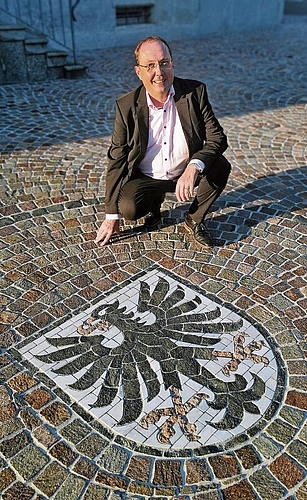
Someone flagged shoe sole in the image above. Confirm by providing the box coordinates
[183,219,195,234]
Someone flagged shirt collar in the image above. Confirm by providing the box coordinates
[146,85,175,109]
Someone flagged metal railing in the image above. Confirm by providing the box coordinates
[0,0,80,63]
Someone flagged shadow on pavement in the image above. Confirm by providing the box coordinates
[105,166,306,248]
[208,166,307,246]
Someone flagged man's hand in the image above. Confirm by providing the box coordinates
[175,164,199,202]
[95,219,120,247]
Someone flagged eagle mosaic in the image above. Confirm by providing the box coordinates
[20,269,281,450]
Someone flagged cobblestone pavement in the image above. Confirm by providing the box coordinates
[1,16,307,500]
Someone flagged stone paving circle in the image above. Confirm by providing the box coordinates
[0,17,307,500]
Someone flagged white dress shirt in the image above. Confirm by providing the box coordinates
[106,85,205,219]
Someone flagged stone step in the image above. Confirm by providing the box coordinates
[0,25,27,83]
[0,24,86,84]
[24,36,48,55]
[64,64,87,79]
[0,24,26,41]
[47,51,69,79]
[47,51,68,68]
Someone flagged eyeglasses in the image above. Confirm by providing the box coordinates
[137,60,173,72]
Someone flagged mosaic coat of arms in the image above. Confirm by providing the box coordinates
[21,269,281,451]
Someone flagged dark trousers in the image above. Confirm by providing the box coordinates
[118,155,231,224]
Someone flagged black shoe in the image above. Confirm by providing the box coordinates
[184,213,214,247]
[144,211,161,230]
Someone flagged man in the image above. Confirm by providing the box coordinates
[95,36,230,247]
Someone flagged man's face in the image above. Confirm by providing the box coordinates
[134,40,174,103]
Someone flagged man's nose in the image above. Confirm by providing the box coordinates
[155,62,163,74]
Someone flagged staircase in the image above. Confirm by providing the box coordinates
[0,23,86,85]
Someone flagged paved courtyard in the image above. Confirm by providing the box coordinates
[0,16,307,500]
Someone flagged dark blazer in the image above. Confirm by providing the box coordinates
[105,76,228,214]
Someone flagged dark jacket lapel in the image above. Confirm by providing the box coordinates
[173,78,195,154]
[134,86,149,157]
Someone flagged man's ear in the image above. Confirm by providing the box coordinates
[134,65,142,80]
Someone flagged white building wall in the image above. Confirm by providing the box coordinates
[71,0,284,52]
[0,0,285,54]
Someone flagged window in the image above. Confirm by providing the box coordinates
[116,5,152,26]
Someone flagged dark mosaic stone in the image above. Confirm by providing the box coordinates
[63,295,87,310]
[40,402,70,426]
[10,443,49,480]
[91,420,114,441]
[59,419,91,444]
[0,403,16,423]
[75,434,108,459]
[287,440,307,468]
[72,457,98,479]
[279,406,305,427]
[50,441,77,466]
[64,201,83,209]
[2,287,23,300]
[224,433,249,450]
[15,278,35,291]
[185,459,210,484]
[286,391,307,411]
[0,331,20,350]
[253,434,282,460]
[35,371,57,389]
[33,462,69,497]
[44,204,64,214]
[31,311,54,328]
[0,431,31,458]
[235,446,261,470]
[40,292,60,306]
[125,456,152,482]
[0,467,16,491]
[221,480,257,500]
[95,471,129,491]
[54,386,73,405]
[51,474,86,499]
[70,403,94,423]
[1,481,35,500]
[0,417,22,439]
[153,460,183,486]
[82,484,109,499]
[98,446,129,474]
[249,469,286,500]
[208,454,240,479]
[268,454,304,489]
[5,298,30,314]
[20,409,41,430]
[71,274,93,288]
[8,371,37,393]
[193,489,220,500]
[32,426,58,448]
[24,303,47,318]
[152,486,176,497]
[113,435,137,451]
